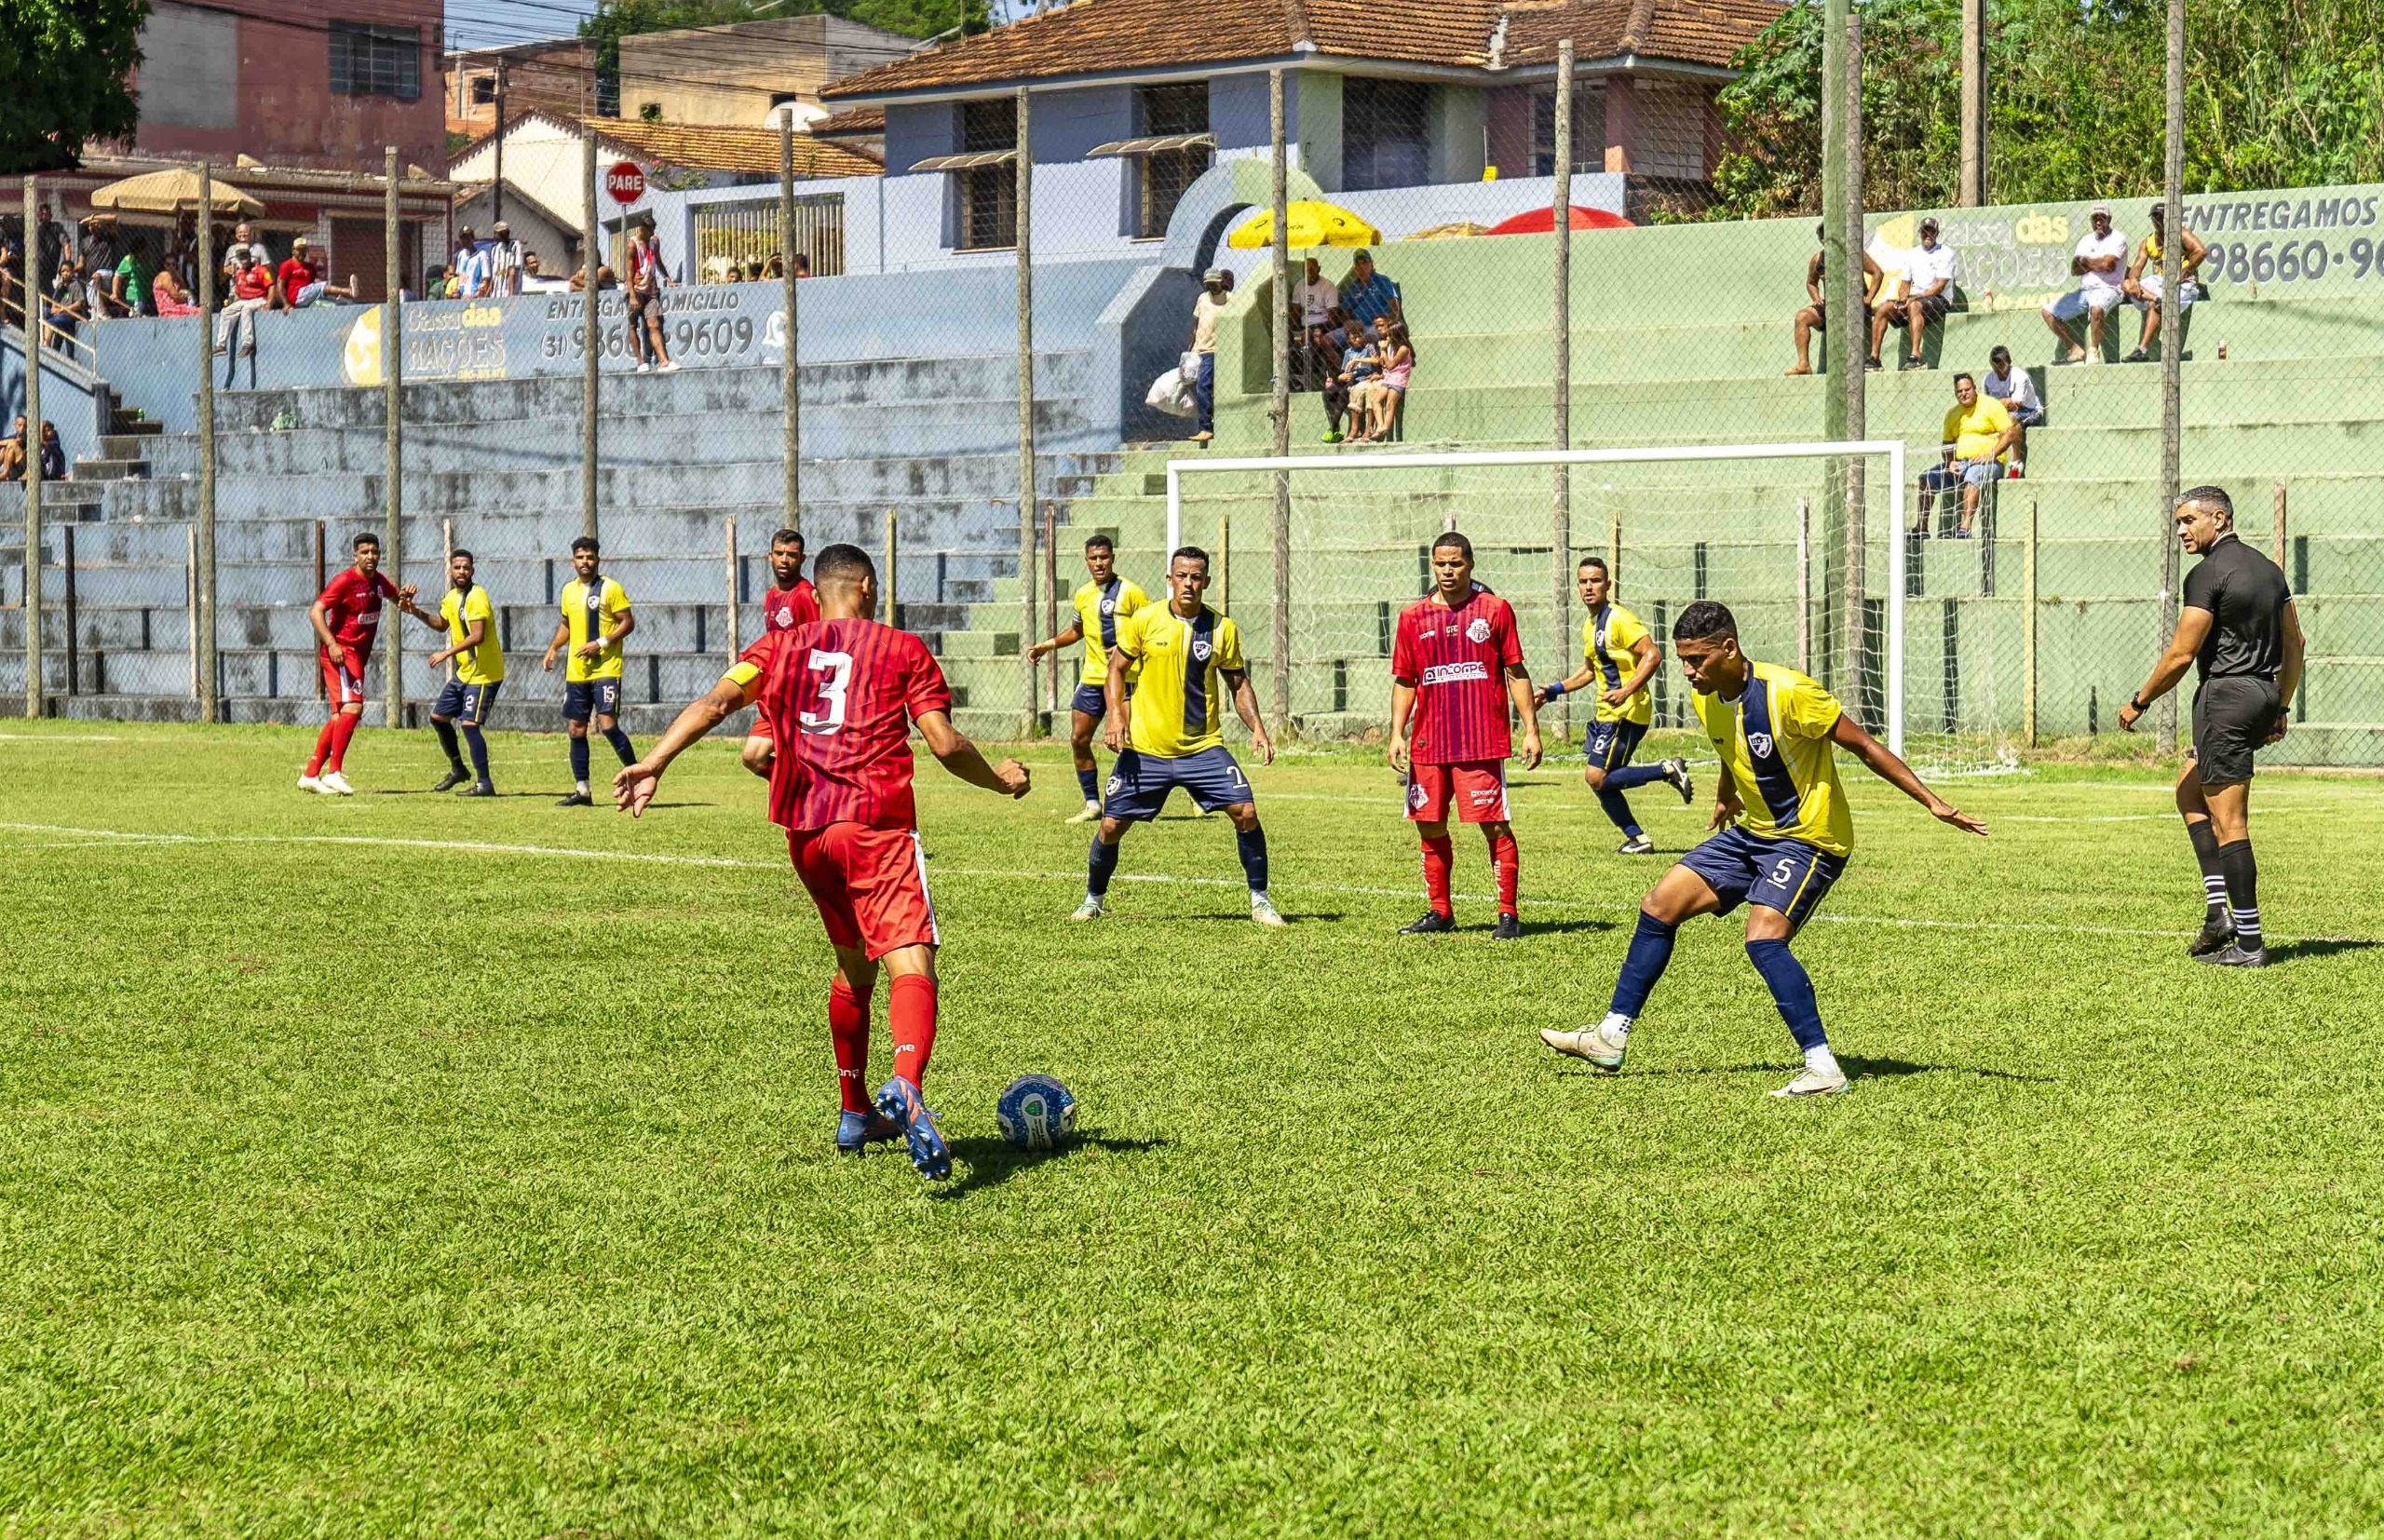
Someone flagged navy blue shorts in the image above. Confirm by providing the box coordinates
[1583,717,1647,773]
[1678,826,1848,926]
[564,679,622,723]
[1071,682,1131,718]
[1104,746,1252,822]
[433,678,502,723]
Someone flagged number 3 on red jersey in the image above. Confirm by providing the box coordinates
[801,650,852,734]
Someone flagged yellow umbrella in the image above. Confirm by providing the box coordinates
[88,168,266,218]
[1227,200,1381,250]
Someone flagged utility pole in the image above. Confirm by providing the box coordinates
[2157,0,2186,753]
[22,173,42,719]
[1958,0,1987,207]
[382,147,405,733]
[1819,0,1852,691]
[493,57,508,227]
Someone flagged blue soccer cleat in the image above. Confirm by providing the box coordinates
[835,1109,903,1156]
[873,1076,952,1181]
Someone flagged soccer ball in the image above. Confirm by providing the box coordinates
[996,1074,1077,1151]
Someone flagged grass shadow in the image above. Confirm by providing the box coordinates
[934,1132,1170,1201]
[1553,1058,2055,1084]
[1513,917,1618,938]
[2264,937,2384,963]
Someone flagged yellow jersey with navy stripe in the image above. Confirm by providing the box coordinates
[559,575,630,682]
[1072,576,1152,686]
[1582,603,1654,725]
[1117,602,1245,758]
[439,583,504,684]
[1693,660,1853,857]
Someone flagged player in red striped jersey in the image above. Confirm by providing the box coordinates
[616,544,1030,1181]
[1388,532,1543,939]
[739,527,821,779]
[301,532,427,795]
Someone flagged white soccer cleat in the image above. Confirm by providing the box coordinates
[1250,895,1288,927]
[1065,800,1102,824]
[1771,1066,1851,1098]
[320,771,355,796]
[1542,1021,1629,1071]
[1068,898,1105,922]
[297,774,327,794]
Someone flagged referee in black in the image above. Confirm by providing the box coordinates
[2119,485,2305,966]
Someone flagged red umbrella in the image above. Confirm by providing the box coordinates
[1483,205,1636,236]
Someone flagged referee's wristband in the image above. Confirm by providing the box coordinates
[1545,682,1567,699]
[2130,695,2150,713]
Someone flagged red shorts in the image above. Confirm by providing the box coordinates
[1405,759,1510,823]
[791,821,940,959]
[321,644,367,707]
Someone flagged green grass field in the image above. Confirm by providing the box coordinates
[6,719,2384,1535]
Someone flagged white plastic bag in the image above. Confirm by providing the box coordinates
[1146,365,1198,418]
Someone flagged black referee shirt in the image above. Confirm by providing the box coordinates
[2180,533,2291,682]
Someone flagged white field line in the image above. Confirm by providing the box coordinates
[0,734,123,742]
[0,818,2298,944]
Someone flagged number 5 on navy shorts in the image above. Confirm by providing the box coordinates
[1583,718,1646,772]
[1679,826,1847,927]
[563,680,621,722]
[1103,746,1250,822]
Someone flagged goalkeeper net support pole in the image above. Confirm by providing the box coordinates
[1168,441,1912,755]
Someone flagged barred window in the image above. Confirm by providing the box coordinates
[1343,78,1430,191]
[331,21,421,101]
[1136,84,1210,239]
[958,97,1018,250]
[1529,81,1607,176]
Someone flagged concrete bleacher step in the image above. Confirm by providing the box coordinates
[71,458,150,481]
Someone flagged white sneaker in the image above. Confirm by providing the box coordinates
[1250,895,1288,927]
[320,771,355,796]
[1771,1066,1850,1098]
[634,362,651,374]
[298,774,326,794]
[1068,898,1104,922]
[1542,1021,1628,1070]
[1065,800,1102,824]
[657,360,681,374]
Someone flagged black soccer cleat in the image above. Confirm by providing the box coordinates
[1661,757,1694,804]
[2187,916,2235,957]
[456,781,496,798]
[1492,912,1523,941]
[2195,940,2267,968]
[1399,910,1456,936]
[431,767,469,792]
[556,790,594,807]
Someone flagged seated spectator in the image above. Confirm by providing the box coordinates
[1339,249,1402,330]
[0,417,24,481]
[213,252,275,356]
[1916,371,2017,539]
[36,420,64,480]
[793,252,812,278]
[2042,203,2129,364]
[1354,319,1412,443]
[1336,318,1386,442]
[1313,305,1361,442]
[150,267,202,317]
[1979,344,2042,467]
[1789,221,1884,375]
[2121,204,2205,363]
[520,252,567,293]
[277,238,356,308]
[1870,216,1956,371]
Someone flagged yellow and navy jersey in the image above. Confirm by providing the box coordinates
[1582,603,1654,725]
[439,582,504,684]
[1693,659,1854,857]
[1071,576,1151,687]
[1117,602,1246,759]
[559,575,630,682]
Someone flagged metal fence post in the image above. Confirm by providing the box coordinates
[1268,72,1293,734]
[725,515,739,655]
[884,507,900,618]
[1550,41,1574,738]
[582,127,602,545]
[1819,0,1850,692]
[1042,501,1059,720]
[1015,86,1038,736]
[1796,494,1812,673]
[1841,7,1868,709]
[383,148,404,730]
[2155,0,2186,754]
[196,160,220,723]
[2024,497,2039,748]
[22,172,43,719]
[780,119,801,539]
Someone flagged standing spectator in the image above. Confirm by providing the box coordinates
[451,227,492,299]
[487,222,524,297]
[46,258,89,344]
[2122,204,2206,363]
[624,218,678,373]
[1916,372,2018,539]
[1354,319,1412,443]
[1980,344,2043,468]
[214,250,275,356]
[793,251,812,278]
[1339,249,1402,330]
[1188,266,1227,444]
[115,246,156,317]
[763,252,785,280]
[1870,216,1957,371]
[225,221,267,270]
[1788,221,1884,375]
[1,220,25,323]
[2042,203,2129,365]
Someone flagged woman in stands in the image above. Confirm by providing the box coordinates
[150,266,201,317]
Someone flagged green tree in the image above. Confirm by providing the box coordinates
[0,0,146,173]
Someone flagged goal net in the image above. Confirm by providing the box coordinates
[1161,442,2021,775]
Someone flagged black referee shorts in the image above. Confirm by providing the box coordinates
[2191,676,2282,786]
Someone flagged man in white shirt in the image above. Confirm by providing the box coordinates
[2041,203,2129,364]
[1290,256,1338,391]
[1869,216,1957,371]
[452,227,493,300]
[1980,344,2042,468]
[1189,267,1228,444]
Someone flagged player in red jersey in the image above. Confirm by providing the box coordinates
[301,532,425,795]
[1388,531,1543,939]
[739,527,821,778]
[616,543,1030,1181]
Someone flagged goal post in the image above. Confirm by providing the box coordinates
[1167,441,1919,755]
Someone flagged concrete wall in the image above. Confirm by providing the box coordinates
[0,338,106,469]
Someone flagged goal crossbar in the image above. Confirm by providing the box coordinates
[1165,440,1913,754]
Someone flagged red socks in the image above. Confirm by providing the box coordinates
[325,710,361,772]
[888,974,938,1087]
[305,716,338,777]
[1420,835,1455,917]
[1490,831,1520,916]
[827,979,872,1114]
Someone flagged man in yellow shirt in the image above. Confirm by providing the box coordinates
[1072,545,1282,926]
[1917,371,2019,539]
[1541,600,1986,1098]
[1026,534,1151,822]
[1537,555,1692,853]
[403,547,505,796]
[543,535,638,806]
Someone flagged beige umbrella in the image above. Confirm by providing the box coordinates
[89,168,266,218]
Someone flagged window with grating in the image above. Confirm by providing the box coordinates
[1342,77,1430,191]
[331,21,421,101]
[958,98,1019,250]
[1529,81,1608,176]
[693,194,847,279]
[1136,83,1211,239]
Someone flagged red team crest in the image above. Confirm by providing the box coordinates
[1390,584,1524,825]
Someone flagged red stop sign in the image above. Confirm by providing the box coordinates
[604,161,646,204]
